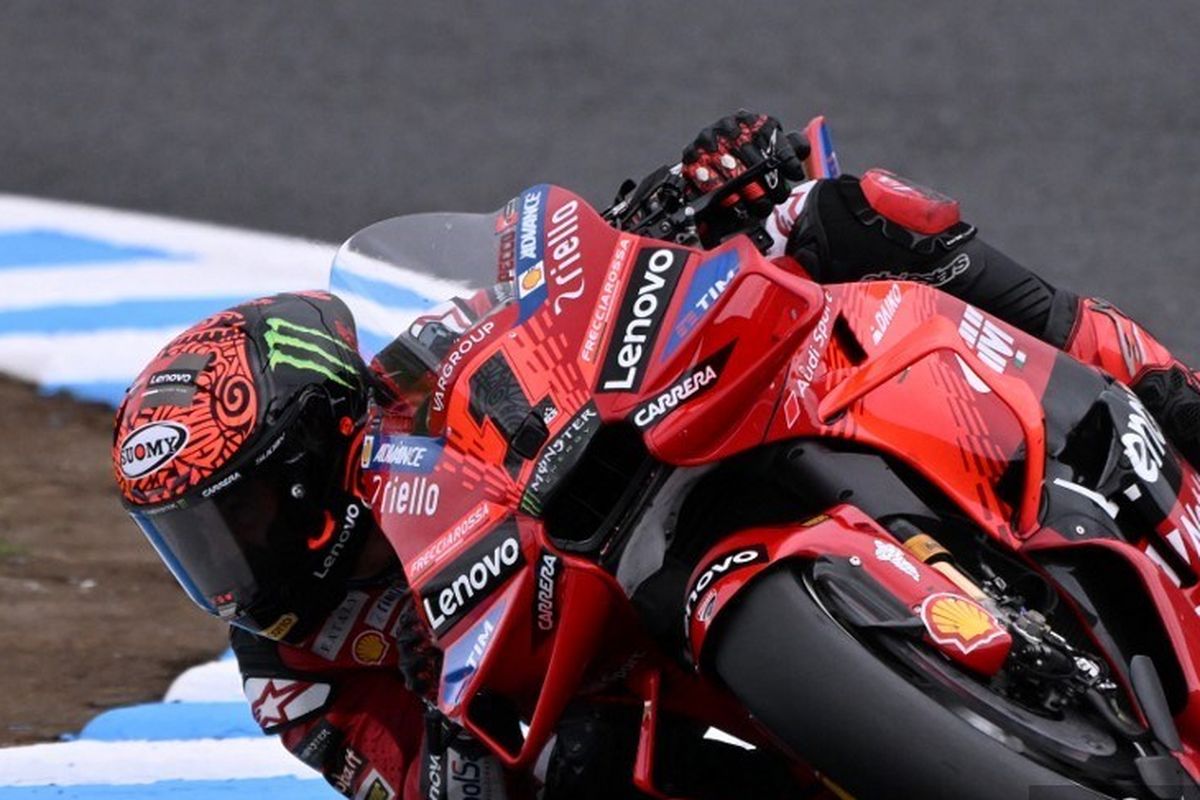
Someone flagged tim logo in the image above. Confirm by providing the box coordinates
[263,317,357,388]
[958,306,1026,374]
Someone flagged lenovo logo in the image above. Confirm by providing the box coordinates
[421,522,524,635]
[598,247,686,392]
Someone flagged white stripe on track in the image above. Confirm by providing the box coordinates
[0,327,191,385]
[0,738,319,786]
[165,659,243,704]
[0,194,327,263]
[0,260,331,312]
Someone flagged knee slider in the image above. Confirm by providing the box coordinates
[860,169,961,235]
[787,172,976,282]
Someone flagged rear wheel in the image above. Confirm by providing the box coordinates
[710,563,1147,800]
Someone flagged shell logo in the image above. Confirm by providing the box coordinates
[352,630,389,665]
[919,592,1005,655]
[518,262,545,297]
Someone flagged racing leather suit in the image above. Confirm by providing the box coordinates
[232,168,1200,800]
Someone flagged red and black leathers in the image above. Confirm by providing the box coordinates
[231,577,430,800]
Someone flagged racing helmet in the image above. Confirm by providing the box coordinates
[113,291,378,644]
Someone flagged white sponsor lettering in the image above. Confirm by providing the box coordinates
[426,754,442,800]
[1166,476,1200,569]
[423,536,521,632]
[547,200,585,314]
[1121,393,1167,484]
[536,553,559,632]
[634,363,718,428]
[958,305,1026,374]
[368,474,440,517]
[201,470,241,498]
[119,421,189,479]
[254,433,286,466]
[312,504,362,580]
[870,283,903,345]
[518,192,541,261]
[372,441,432,469]
[1052,477,1119,519]
[407,502,492,580]
[603,249,678,391]
[873,539,920,582]
[432,321,496,413]
[148,371,192,385]
[464,619,496,672]
[365,585,406,630]
[582,237,631,363]
[685,549,763,619]
[694,260,739,313]
[782,292,835,428]
[312,590,369,659]
[528,406,598,496]
[793,294,834,394]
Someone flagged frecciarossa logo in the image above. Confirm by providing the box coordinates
[420,520,525,636]
[598,246,688,393]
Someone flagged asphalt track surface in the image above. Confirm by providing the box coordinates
[3,0,1199,362]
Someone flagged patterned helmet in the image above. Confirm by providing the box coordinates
[113,291,376,644]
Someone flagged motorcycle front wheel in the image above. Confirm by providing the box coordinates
[710,563,1152,800]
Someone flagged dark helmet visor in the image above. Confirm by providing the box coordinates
[128,392,355,642]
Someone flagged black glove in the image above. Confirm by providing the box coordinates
[681,110,806,217]
[395,596,442,700]
[1135,366,1200,468]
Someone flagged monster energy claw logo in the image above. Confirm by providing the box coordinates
[263,317,357,387]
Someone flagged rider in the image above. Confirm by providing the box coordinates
[112,112,1200,800]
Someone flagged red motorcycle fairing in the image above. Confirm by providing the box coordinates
[765,279,1059,544]
[353,183,1200,791]
[360,185,820,775]
[684,505,1012,677]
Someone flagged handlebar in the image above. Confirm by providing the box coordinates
[606,131,810,253]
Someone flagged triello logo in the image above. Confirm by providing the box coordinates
[263,317,357,387]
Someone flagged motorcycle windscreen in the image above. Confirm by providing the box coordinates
[329,207,506,362]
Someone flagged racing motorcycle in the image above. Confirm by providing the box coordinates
[330,119,1200,799]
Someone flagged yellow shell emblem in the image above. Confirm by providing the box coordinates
[920,593,1004,654]
[352,630,389,665]
[519,263,545,295]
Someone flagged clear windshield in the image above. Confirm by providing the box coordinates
[329,209,506,361]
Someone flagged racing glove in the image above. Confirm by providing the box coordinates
[681,110,807,218]
[395,597,442,700]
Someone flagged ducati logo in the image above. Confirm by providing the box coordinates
[119,421,189,479]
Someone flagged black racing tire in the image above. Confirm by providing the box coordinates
[710,566,1127,800]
